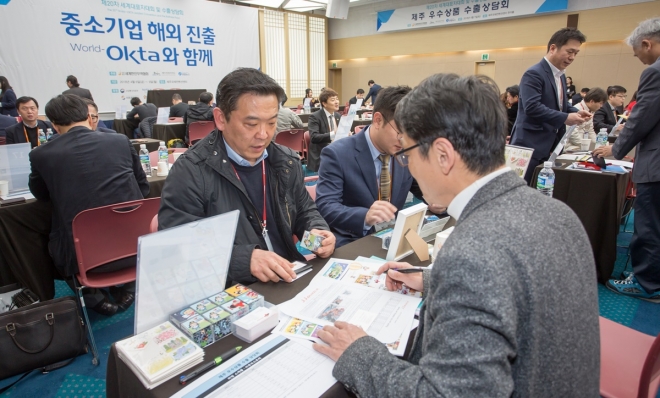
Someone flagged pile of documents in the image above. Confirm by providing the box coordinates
[116,321,204,389]
[274,257,422,356]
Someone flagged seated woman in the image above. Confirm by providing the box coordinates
[304,88,320,108]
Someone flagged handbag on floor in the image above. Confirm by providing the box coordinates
[0,296,88,384]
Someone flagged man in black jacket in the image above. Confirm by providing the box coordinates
[62,75,94,100]
[307,88,341,172]
[29,94,149,315]
[505,85,519,136]
[593,85,627,134]
[169,93,189,118]
[5,96,56,148]
[126,97,157,137]
[159,68,336,285]
[183,91,214,143]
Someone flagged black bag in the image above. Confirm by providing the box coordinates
[0,296,88,381]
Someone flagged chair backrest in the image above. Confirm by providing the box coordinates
[0,137,5,145]
[149,151,175,167]
[138,116,157,138]
[150,214,159,233]
[342,102,350,116]
[188,121,215,144]
[72,198,161,281]
[354,125,365,134]
[303,131,310,159]
[275,129,305,152]
[639,333,660,398]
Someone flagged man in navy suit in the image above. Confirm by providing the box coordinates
[316,86,436,247]
[510,28,591,182]
[364,80,382,106]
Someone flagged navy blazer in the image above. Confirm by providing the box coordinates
[5,120,57,148]
[0,114,16,137]
[364,84,382,105]
[0,89,18,117]
[510,59,577,161]
[316,126,414,247]
[28,126,149,276]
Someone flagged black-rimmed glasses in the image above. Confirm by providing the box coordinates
[394,143,421,167]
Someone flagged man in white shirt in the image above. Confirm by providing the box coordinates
[307,88,341,172]
[565,87,607,151]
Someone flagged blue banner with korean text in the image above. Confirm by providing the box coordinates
[0,0,259,112]
[377,0,568,33]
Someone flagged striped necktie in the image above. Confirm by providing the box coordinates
[379,154,391,202]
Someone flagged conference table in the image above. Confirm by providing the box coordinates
[0,175,168,300]
[105,235,430,398]
[147,89,205,108]
[131,139,161,153]
[530,159,629,283]
[152,122,186,143]
[113,119,136,138]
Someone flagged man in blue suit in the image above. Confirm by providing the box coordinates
[317,86,433,247]
[510,28,591,182]
[364,80,382,106]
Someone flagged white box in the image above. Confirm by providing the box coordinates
[231,306,279,343]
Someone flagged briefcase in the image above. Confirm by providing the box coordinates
[0,296,88,380]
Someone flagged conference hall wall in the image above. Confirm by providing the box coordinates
[0,0,259,113]
[328,2,659,102]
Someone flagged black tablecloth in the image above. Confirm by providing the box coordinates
[147,90,205,108]
[131,139,161,153]
[530,159,629,283]
[113,119,136,139]
[152,123,186,143]
[106,236,431,398]
[0,176,167,300]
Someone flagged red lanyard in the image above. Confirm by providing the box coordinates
[230,161,267,231]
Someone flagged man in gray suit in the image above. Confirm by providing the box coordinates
[313,73,600,397]
[594,18,660,302]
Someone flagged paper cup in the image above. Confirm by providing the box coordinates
[173,152,182,162]
[580,139,591,151]
[157,161,169,176]
[0,180,8,197]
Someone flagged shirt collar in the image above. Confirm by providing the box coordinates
[543,57,564,78]
[323,108,333,119]
[23,121,38,128]
[609,102,617,111]
[223,137,268,167]
[364,126,383,161]
[447,167,511,220]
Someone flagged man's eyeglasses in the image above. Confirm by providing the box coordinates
[384,118,401,135]
[90,114,99,121]
[394,143,421,167]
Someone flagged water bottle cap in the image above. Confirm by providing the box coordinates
[160,141,165,146]
[600,128,607,133]
[543,162,553,168]
[140,144,146,149]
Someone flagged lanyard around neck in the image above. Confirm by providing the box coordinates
[230,160,267,231]
[23,124,40,147]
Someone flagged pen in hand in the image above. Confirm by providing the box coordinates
[388,268,424,274]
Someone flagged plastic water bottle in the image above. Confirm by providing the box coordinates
[46,128,53,141]
[139,144,152,177]
[536,161,555,197]
[158,141,168,163]
[38,129,46,145]
[595,128,608,149]
[303,104,310,114]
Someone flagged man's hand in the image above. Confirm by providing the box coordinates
[365,201,397,226]
[312,321,368,362]
[577,110,592,120]
[592,145,613,158]
[376,261,424,292]
[617,123,625,131]
[250,249,296,283]
[566,112,588,126]
[310,229,336,258]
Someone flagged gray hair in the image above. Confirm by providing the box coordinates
[626,18,660,47]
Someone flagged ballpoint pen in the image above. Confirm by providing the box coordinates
[179,346,242,385]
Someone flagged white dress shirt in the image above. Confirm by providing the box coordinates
[544,57,564,108]
[447,167,511,220]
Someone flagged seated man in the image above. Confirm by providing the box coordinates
[276,93,304,136]
[169,93,189,118]
[594,85,626,134]
[565,87,607,151]
[159,68,336,285]
[85,99,117,133]
[317,86,440,247]
[307,88,341,172]
[183,91,214,144]
[126,97,157,137]
[348,89,365,106]
[5,96,56,148]
[29,94,149,315]
[313,73,599,397]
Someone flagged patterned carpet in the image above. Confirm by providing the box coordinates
[1,204,658,397]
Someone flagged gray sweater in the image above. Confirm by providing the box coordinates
[333,171,600,397]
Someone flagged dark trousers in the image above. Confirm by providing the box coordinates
[65,256,138,307]
[630,181,660,292]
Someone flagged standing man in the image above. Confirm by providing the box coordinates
[510,28,591,182]
[5,97,56,148]
[363,80,382,106]
[348,89,365,106]
[307,89,341,172]
[505,85,519,135]
[158,68,336,285]
[126,97,157,138]
[313,73,599,397]
[62,75,94,100]
[594,18,660,302]
[169,93,189,118]
[593,85,627,134]
[29,94,149,315]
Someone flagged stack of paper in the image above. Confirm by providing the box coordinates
[116,321,204,389]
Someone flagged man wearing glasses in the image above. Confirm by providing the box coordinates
[316,86,438,248]
[85,99,116,133]
[593,85,627,134]
[313,73,599,397]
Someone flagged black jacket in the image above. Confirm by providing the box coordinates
[62,86,94,101]
[307,108,341,172]
[0,114,16,137]
[127,103,157,122]
[158,130,329,285]
[5,120,57,148]
[28,126,149,276]
[593,103,620,134]
[169,102,189,118]
[0,89,17,117]
[183,102,214,143]
[507,102,518,135]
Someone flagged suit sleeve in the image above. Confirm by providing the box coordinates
[333,242,517,398]
[593,107,615,133]
[364,87,373,103]
[613,66,660,159]
[520,70,568,129]
[290,112,304,129]
[316,145,370,237]
[28,152,50,201]
[5,126,15,144]
[290,156,329,239]
[309,113,331,144]
[1,90,16,112]
[127,139,149,197]
[127,107,138,120]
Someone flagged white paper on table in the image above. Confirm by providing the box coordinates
[156,107,170,124]
[356,99,363,108]
[606,159,634,168]
[411,318,420,331]
[172,335,336,398]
